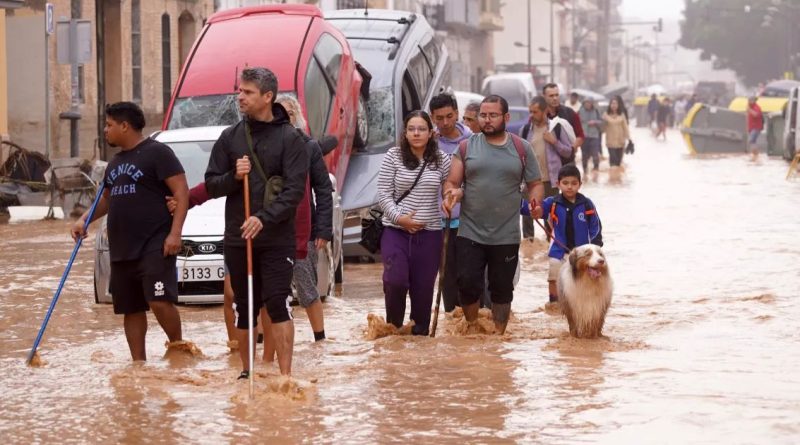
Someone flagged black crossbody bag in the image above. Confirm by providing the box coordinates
[244,121,284,208]
[359,159,429,254]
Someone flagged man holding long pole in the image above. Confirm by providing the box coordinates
[71,102,189,361]
[205,67,308,380]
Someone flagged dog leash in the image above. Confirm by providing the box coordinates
[533,218,571,253]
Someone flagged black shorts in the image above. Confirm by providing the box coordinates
[455,237,519,306]
[110,251,178,315]
[225,244,295,328]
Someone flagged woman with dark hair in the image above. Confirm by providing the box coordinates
[603,96,630,167]
[376,110,451,335]
[613,94,630,123]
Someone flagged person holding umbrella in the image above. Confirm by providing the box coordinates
[205,67,308,379]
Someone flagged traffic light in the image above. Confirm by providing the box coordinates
[656,18,663,32]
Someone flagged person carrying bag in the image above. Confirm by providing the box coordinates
[375,110,451,336]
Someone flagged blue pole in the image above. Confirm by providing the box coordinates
[27,181,106,365]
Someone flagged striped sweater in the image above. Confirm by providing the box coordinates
[377,147,451,231]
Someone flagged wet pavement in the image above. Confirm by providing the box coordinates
[1,127,799,444]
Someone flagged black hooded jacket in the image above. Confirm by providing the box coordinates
[299,132,334,242]
[205,103,309,248]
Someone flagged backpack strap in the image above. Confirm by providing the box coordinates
[521,122,531,140]
[509,133,528,184]
[458,139,468,165]
[460,135,527,180]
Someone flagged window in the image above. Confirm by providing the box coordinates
[314,33,343,87]
[162,13,172,113]
[304,59,333,139]
[72,0,85,103]
[131,0,142,103]
[407,46,432,103]
[401,71,420,121]
[303,34,341,139]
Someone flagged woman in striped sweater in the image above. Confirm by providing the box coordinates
[377,110,451,336]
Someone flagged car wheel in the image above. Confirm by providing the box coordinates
[353,94,369,149]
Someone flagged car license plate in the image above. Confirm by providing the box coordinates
[180,265,225,282]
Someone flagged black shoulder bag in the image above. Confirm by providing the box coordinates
[244,121,284,209]
[359,158,429,254]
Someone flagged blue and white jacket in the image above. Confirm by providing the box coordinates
[542,192,603,259]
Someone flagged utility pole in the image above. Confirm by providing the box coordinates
[549,0,554,82]
[527,0,532,75]
[599,0,610,87]
[570,4,576,89]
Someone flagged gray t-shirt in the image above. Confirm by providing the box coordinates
[456,133,542,245]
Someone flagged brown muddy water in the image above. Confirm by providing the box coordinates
[1,127,799,444]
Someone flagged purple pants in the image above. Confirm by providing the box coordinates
[381,227,443,336]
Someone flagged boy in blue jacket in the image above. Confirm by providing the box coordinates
[541,165,603,306]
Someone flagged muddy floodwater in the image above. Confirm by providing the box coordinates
[1,127,799,444]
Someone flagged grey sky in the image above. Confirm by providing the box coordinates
[620,0,684,21]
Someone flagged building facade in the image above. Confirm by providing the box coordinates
[493,0,625,91]
[2,0,212,159]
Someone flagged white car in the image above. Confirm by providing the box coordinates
[94,126,343,304]
[453,90,484,119]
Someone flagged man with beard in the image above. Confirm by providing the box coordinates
[443,95,544,334]
[205,67,308,378]
[71,102,189,361]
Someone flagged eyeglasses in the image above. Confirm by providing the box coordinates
[406,126,430,133]
[478,113,503,120]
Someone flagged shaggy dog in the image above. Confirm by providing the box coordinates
[557,244,613,338]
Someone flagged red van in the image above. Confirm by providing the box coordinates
[163,4,369,190]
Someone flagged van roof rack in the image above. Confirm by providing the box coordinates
[333,14,416,61]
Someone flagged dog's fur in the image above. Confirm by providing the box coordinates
[557,244,613,338]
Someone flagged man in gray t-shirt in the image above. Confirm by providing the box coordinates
[443,95,544,334]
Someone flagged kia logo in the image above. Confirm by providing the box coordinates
[197,243,216,254]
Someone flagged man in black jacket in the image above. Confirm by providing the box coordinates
[205,67,309,378]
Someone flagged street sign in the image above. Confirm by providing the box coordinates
[45,3,55,35]
[56,20,92,65]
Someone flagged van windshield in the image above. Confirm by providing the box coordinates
[167,94,240,130]
[166,92,298,130]
[363,86,395,152]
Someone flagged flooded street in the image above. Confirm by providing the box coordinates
[1,127,799,444]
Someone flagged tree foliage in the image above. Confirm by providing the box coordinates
[679,0,800,86]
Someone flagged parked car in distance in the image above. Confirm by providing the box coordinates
[507,106,530,136]
[94,127,344,304]
[453,90,484,120]
[326,8,449,259]
[481,72,537,108]
[162,3,361,279]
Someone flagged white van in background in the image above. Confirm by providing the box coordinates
[481,72,538,108]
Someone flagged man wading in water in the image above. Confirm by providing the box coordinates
[205,67,308,379]
[71,102,190,361]
[443,95,544,334]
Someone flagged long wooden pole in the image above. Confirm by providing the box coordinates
[243,174,254,398]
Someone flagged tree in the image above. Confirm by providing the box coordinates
[679,0,800,86]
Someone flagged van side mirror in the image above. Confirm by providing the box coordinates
[319,135,338,155]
